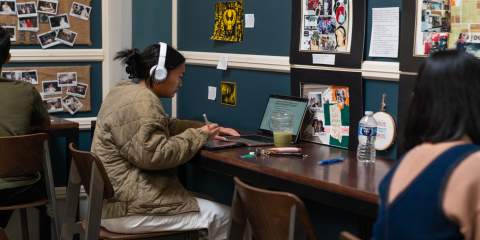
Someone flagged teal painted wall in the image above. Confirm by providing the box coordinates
[132,0,402,159]
[178,0,291,55]
[132,0,173,114]
[178,66,291,131]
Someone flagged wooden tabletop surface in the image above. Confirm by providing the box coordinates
[49,116,79,130]
[200,142,394,204]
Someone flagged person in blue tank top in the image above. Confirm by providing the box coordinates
[373,50,480,240]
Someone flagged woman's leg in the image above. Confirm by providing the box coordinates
[101,198,231,240]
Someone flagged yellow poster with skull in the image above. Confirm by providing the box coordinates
[211,1,244,42]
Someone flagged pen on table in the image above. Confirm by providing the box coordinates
[202,113,210,125]
[318,158,344,165]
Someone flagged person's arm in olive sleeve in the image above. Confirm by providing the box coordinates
[169,119,204,135]
[30,87,50,132]
[120,118,208,170]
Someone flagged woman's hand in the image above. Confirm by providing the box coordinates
[219,127,240,136]
[199,124,220,140]
[213,127,240,140]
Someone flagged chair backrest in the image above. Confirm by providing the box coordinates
[231,177,317,240]
[0,133,46,177]
[0,133,59,239]
[68,143,114,199]
[62,143,114,240]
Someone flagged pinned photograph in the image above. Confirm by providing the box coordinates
[16,1,36,17]
[70,2,91,20]
[37,30,59,49]
[0,0,16,15]
[49,14,70,30]
[37,0,58,15]
[18,16,38,32]
[62,95,83,115]
[220,81,237,106]
[55,29,77,46]
[39,13,49,23]
[304,15,317,30]
[42,80,61,95]
[20,70,38,84]
[43,97,63,113]
[66,83,87,98]
[1,71,22,81]
[3,25,15,42]
[57,72,77,87]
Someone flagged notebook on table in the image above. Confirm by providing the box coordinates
[203,95,308,150]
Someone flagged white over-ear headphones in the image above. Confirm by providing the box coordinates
[149,42,168,82]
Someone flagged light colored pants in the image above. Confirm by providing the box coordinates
[101,198,230,240]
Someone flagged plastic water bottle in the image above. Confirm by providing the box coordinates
[357,111,377,163]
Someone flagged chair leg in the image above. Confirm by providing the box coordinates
[19,209,29,240]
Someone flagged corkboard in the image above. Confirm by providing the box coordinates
[0,0,92,45]
[3,66,91,113]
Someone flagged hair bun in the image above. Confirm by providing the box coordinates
[114,48,145,81]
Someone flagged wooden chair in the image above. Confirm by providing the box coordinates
[229,177,317,240]
[62,143,200,240]
[0,133,60,240]
[339,231,361,240]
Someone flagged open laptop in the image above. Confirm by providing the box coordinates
[203,95,308,149]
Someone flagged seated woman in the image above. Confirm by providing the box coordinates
[373,50,480,239]
[92,42,239,240]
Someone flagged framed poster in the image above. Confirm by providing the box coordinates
[400,0,480,72]
[291,68,363,150]
[290,0,366,68]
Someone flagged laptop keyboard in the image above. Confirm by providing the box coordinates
[239,135,272,142]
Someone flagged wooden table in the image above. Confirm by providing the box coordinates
[48,116,79,186]
[198,142,394,218]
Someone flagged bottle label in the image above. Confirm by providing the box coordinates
[358,126,377,137]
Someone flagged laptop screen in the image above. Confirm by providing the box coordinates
[258,95,308,138]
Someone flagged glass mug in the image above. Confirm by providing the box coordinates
[270,111,294,147]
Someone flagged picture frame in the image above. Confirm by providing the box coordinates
[220,81,237,106]
[291,68,363,150]
[290,0,366,68]
[400,0,480,72]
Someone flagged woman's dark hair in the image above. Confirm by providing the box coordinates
[403,50,480,151]
[0,26,11,67]
[114,43,185,84]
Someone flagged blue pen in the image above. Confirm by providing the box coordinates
[318,158,344,165]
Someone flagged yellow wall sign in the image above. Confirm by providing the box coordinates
[211,1,244,42]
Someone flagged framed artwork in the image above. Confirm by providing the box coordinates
[290,0,366,68]
[291,68,363,150]
[397,74,417,156]
[400,0,480,72]
[220,81,237,106]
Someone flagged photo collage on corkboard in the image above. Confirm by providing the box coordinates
[0,0,92,47]
[1,65,91,115]
[301,83,350,149]
[414,0,480,57]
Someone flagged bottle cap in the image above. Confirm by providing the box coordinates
[365,111,373,116]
